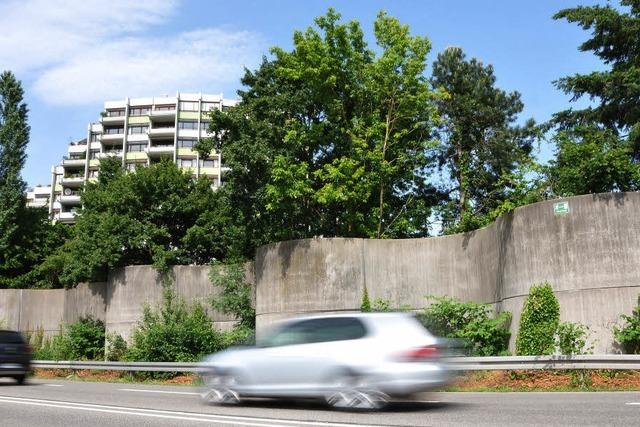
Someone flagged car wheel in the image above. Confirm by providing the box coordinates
[326,372,388,410]
[14,375,26,385]
[201,372,240,405]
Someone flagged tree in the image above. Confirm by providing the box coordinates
[208,9,441,254]
[553,0,640,161]
[46,159,240,287]
[430,48,540,234]
[547,125,640,196]
[0,71,30,275]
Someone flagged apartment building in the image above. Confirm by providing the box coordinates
[26,185,53,209]
[45,92,238,223]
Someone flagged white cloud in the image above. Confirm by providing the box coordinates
[0,0,264,105]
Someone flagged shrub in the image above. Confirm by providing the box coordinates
[516,282,560,355]
[65,316,106,360]
[209,262,255,329]
[360,287,371,312]
[613,295,640,354]
[556,321,593,355]
[419,296,511,356]
[105,332,128,361]
[372,298,391,312]
[125,288,225,363]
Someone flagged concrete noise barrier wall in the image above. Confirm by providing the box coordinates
[255,193,640,353]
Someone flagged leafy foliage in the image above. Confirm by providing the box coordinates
[547,126,640,196]
[125,288,225,363]
[430,47,541,234]
[209,262,255,329]
[209,8,441,252]
[556,321,594,355]
[419,296,511,356]
[613,295,640,354]
[553,1,640,161]
[105,332,128,361]
[29,317,106,361]
[516,282,560,355]
[360,287,371,312]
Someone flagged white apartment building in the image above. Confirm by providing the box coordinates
[26,185,53,209]
[45,92,238,223]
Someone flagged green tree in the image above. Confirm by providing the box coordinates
[553,1,640,161]
[430,48,541,233]
[209,9,440,254]
[46,159,237,287]
[516,282,560,355]
[0,71,30,276]
[547,125,640,196]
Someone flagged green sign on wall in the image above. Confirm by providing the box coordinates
[553,201,570,215]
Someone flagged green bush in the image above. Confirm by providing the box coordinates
[125,288,225,363]
[105,332,128,361]
[516,282,560,355]
[360,287,371,312]
[556,321,593,355]
[28,317,106,361]
[419,296,511,356]
[613,295,640,354]
[209,262,255,329]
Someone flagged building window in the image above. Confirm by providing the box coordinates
[105,109,125,117]
[177,138,195,148]
[199,159,218,168]
[153,122,174,129]
[128,124,149,134]
[178,120,198,130]
[178,158,197,168]
[90,132,100,142]
[201,102,219,112]
[103,145,123,154]
[104,126,124,134]
[200,121,210,131]
[89,150,100,159]
[155,104,175,111]
[127,142,147,152]
[88,170,99,178]
[179,101,199,111]
[129,106,151,116]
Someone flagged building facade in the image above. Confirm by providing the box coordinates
[43,92,237,223]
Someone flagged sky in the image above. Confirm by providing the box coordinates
[0,0,606,187]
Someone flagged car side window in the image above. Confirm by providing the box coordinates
[261,317,367,347]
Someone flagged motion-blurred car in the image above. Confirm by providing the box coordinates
[0,330,32,384]
[200,312,451,409]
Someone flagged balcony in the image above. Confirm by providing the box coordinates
[57,211,77,223]
[101,111,126,125]
[150,109,176,122]
[62,156,86,167]
[146,145,174,157]
[60,175,84,187]
[148,127,175,138]
[101,132,125,142]
[60,193,82,205]
[97,151,123,159]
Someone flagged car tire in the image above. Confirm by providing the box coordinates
[325,371,388,411]
[14,375,26,385]
[201,372,240,405]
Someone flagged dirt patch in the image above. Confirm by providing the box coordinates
[33,368,198,385]
[449,370,640,391]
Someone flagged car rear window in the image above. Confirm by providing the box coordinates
[261,317,367,347]
[0,331,24,344]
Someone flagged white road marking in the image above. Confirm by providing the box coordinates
[119,388,199,396]
[42,384,64,387]
[0,396,374,427]
[626,402,640,406]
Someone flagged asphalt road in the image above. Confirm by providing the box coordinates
[0,378,638,426]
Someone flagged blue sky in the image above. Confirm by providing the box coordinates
[0,0,605,187]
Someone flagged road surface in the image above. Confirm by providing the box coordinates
[0,378,638,426]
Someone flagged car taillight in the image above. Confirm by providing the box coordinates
[396,345,439,362]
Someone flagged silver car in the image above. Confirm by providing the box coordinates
[200,312,451,409]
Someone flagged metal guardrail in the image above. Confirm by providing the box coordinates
[32,355,640,373]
